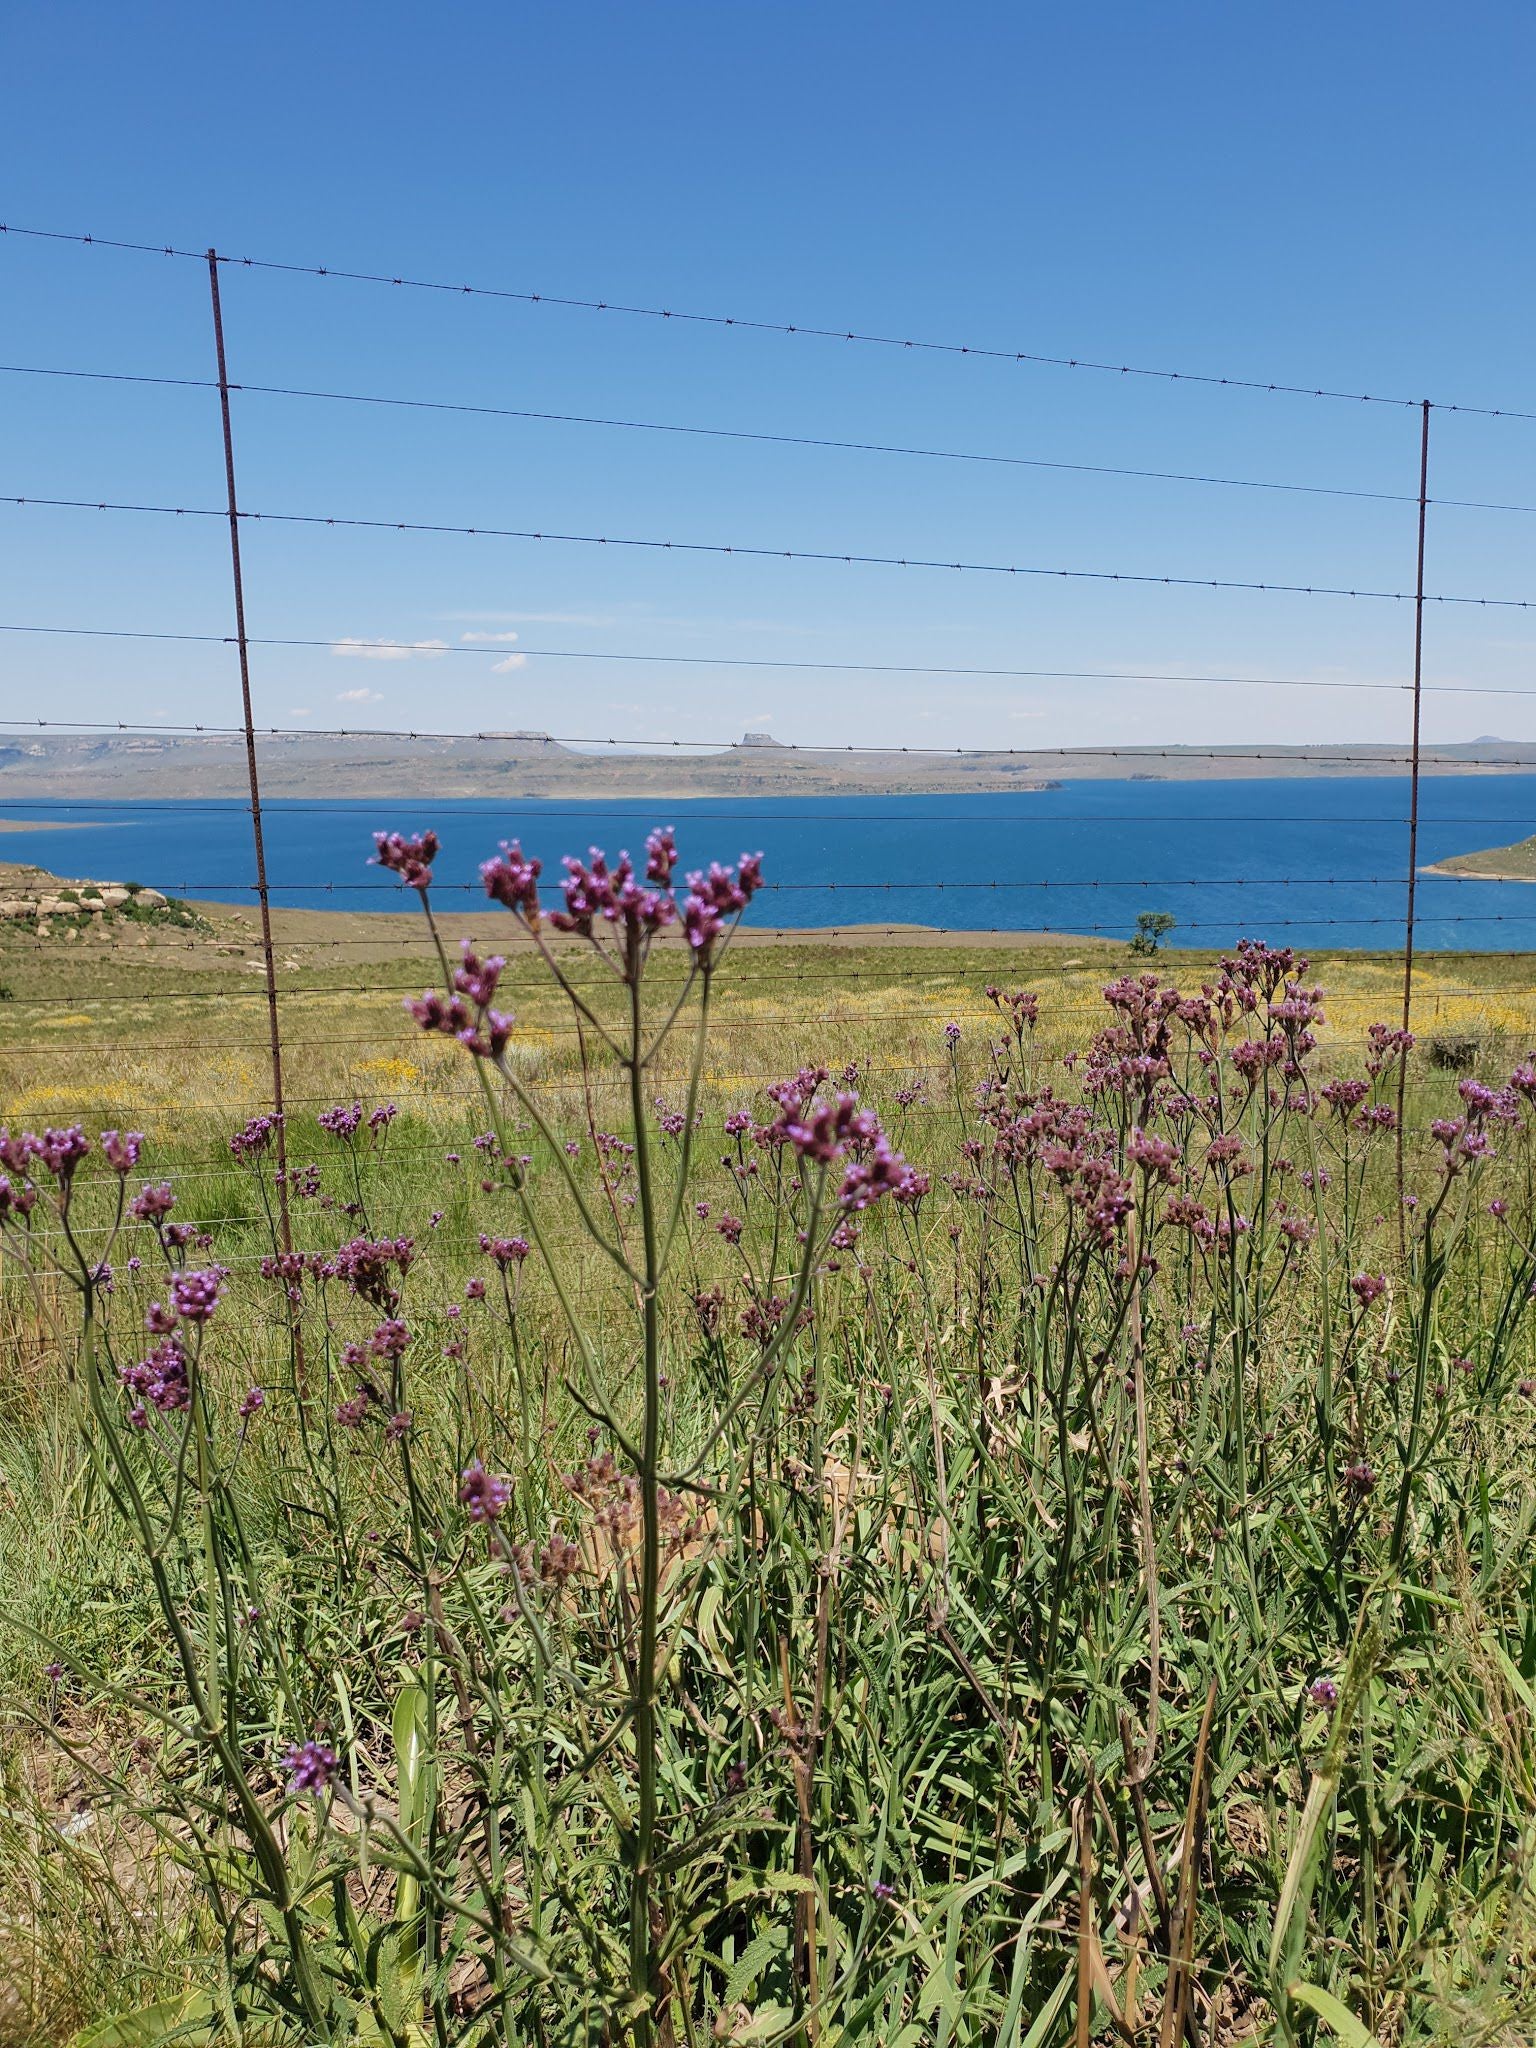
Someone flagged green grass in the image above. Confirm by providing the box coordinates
[4,925,1536,2043]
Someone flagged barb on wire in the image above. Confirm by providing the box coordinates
[9,217,1536,419]
[10,490,1536,609]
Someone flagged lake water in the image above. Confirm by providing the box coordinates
[6,779,1536,952]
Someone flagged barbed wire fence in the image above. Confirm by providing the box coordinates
[3,219,1536,1238]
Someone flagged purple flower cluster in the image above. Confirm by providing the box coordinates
[478,1233,531,1268]
[985,985,1041,1034]
[369,1318,411,1359]
[560,849,674,937]
[120,1337,190,1418]
[230,1113,283,1161]
[129,1181,176,1223]
[373,830,439,890]
[318,1101,364,1140]
[480,839,543,918]
[0,1162,38,1222]
[459,1458,512,1522]
[406,942,514,1060]
[653,1097,688,1138]
[170,1267,227,1324]
[330,1235,414,1309]
[100,1129,144,1175]
[35,1126,90,1182]
[682,855,763,956]
[1319,1078,1369,1118]
[750,1082,918,1216]
[281,1738,339,1795]
[1365,1022,1415,1078]
[1127,1127,1180,1183]
[479,830,763,962]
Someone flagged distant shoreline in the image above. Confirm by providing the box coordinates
[0,817,97,833]
[1423,860,1536,884]
[12,730,1536,802]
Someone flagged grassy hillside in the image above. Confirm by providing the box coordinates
[1430,831,1536,881]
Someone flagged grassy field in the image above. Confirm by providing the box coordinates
[5,884,1536,2047]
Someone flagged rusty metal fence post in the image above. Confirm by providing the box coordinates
[206,248,295,1261]
[1396,399,1432,1242]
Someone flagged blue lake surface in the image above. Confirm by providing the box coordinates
[7,780,1536,952]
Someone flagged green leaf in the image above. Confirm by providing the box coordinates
[1288,1980,1381,2046]
[71,1992,217,2048]
[724,1925,787,2006]
[391,1680,430,1977]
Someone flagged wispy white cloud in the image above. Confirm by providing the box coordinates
[332,637,448,662]
[336,687,384,705]
[491,653,529,674]
[289,707,313,718]
[460,630,522,645]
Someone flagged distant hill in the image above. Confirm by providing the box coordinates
[5,730,1536,798]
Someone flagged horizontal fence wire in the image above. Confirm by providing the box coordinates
[2,359,1489,509]
[7,216,1536,419]
[10,976,1536,1003]
[12,626,1536,701]
[41,1123,1486,1204]
[0,877,1447,898]
[8,491,1536,609]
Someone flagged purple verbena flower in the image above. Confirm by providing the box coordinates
[459,1458,511,1522]
[370,1318,411,1359]
[373,830,439,890]
[479,1233,530,1268]
[100,1129,144,1175]
[170,1267,227,1324]
[481,839,543,919]
[130,1181,175,1222]
[453,941,505,1010]
[230,1113,282,1161]
[282,1738,339,1795]
[119,1337,190,1414]
[38,1126,91,1182]
[680,854,763,957]
[645,826,678,885]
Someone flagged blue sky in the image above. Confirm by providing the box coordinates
[3,1,1534,752]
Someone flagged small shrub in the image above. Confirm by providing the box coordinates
[1429,1031,1481,1071]
[1129,908,1177,954]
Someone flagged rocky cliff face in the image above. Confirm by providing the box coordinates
[0,862,189,939]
